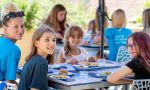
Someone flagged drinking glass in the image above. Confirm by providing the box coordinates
[98,59,106,67]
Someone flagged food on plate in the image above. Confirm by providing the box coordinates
[78,65,88,68]
[99,71,111,76]
[86,62,99,66]
[47,74,52,77]
[79,62,98,66]
[48,74,67,79]
[59,69,68,75]
[78,62,99,68]
[53,74,66,79]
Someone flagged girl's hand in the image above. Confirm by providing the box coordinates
[66,58,78,64]
[55,33,63,39]
[88,57,96,62]
[82,41,89,45]
[93,35,101,44]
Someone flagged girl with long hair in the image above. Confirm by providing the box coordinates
[43,4,68,43]
[58,25,86,64]
[19,25,56,90]
[82,7,108,45]
[107,31,150,83]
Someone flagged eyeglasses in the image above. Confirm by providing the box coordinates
[3,11,25,24]
[126,43,137,49]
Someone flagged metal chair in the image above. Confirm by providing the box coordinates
[5,82,17,90]
[131,79,150,90]
[116,46,132,64]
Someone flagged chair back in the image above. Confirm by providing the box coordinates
[6,82,18,90]
[116,46,132,64]
[132,79,150,90]
[0,81,6,90]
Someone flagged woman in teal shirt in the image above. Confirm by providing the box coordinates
[0,3,25,85]
[104,9,132,61]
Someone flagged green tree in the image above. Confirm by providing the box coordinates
[0,0,93,31]
[0,0,39,31]
[144,1,150,8]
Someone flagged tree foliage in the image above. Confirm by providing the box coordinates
[0,0,94,31]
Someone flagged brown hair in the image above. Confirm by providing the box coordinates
[127,31,150,72]
[26,25,56,64]
[44,4,67,33]
[88,6,108,34]
[142,8,150,36]
[63,25,84,56]
[111,9,126,28]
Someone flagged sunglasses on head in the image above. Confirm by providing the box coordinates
[2,11,25,25]
[3,11,25,20]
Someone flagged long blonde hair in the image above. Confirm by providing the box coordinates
[111,9,127,28]
[26,25,56,64]
[63,25,84,56]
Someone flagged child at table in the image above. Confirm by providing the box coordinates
[18,25,56,90]
[43,4,68,43]
[107,32,150,83]
[58,25,88,64]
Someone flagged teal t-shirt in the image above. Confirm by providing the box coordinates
[0,37,21,81]
[104,27,132,61]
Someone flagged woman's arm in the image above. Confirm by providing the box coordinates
[107,66,133,84]
[58,50,65,63]
[93,34,101,44]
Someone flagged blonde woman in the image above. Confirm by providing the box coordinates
[0,3,25,85]
[58,25,87,64]
[104,9,132,61]
[142,8,150,36]
[19,26,56,90]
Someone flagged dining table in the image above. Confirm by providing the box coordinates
[47,60,133,90]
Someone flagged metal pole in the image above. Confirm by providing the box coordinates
[98,0,105,59]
